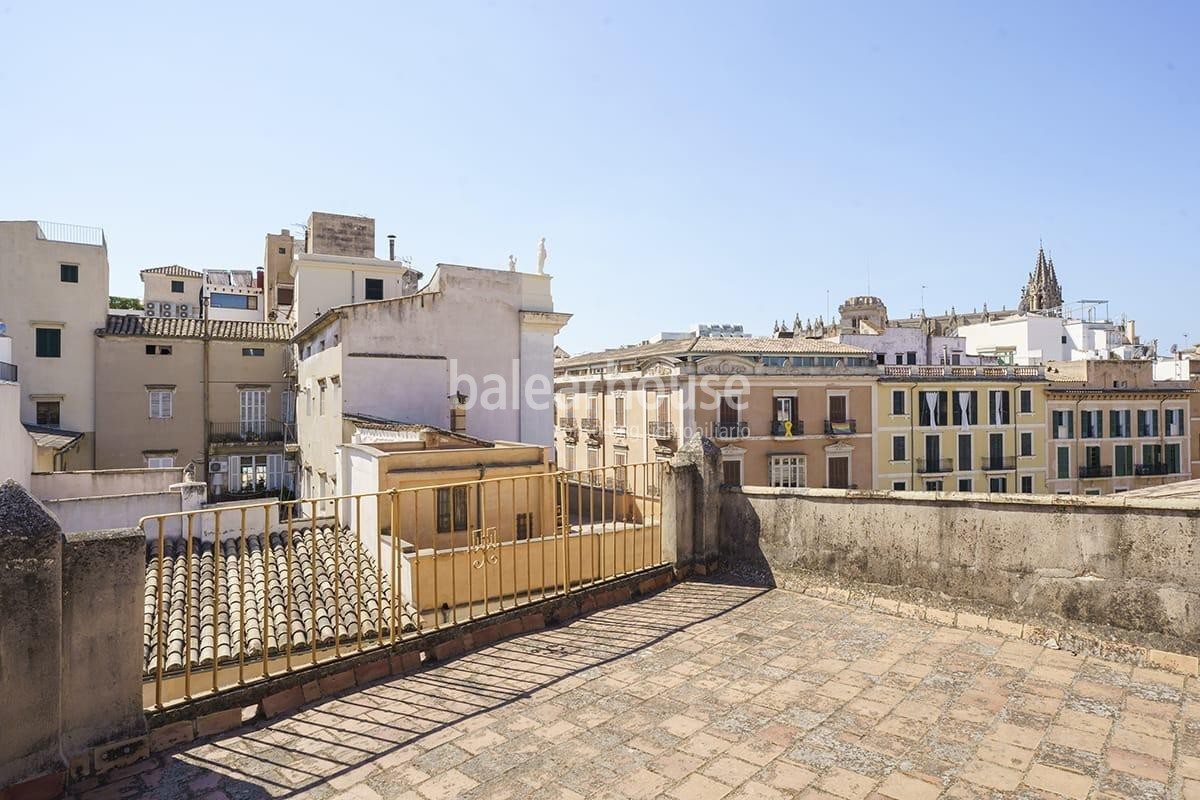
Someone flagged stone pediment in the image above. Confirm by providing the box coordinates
[697,355,755,375]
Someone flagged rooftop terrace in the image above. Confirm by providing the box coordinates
[69,580,1200,799]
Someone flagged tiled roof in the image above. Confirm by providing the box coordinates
[143,526,418,676]
[100,314,293,342]
[558,335,870,368]
[23,424,83,451]
[141,265,202,278]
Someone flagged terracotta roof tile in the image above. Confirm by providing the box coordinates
[558,334,870,368]
[143,526,417,676]
[101,314,293,342]
[140,265,202,278]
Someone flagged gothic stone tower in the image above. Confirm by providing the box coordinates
[1019,244,1064,313]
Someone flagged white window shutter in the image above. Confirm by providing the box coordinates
[267,454,283,489]
[228,456,240,490]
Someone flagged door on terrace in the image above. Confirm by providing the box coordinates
[827,456,849,489]
[240,389,267,436]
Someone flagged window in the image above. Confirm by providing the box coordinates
[281,390,295,424]
[364,278,384,301]
[768,455,806,488]
[242,347,265,357]
[1052,410,1074,439]
[276,286,294,306]
[924,480,943,491]
[906,351,917,365]
[516,513,534,541]
[146,455,174,468]
[145,344,172,355]
[277,246,287,255]
[1019,389,1032,414]
[436,486,469,533]
[210,293,257,309]
[149,389,173,419]
[240,389,267,432]
[773,396,796,435]
[892,481,907,491]
[1166,408,1185,437]
[1081,409,1102,439]
[35,327,61,358]
[891,390,906,416]
[957,478,973,492]
[918,391,947,426]
[891,435,906,462]
[876,354,885,365]
[1114,445,1133,476]
[318,381,327,415]
[587,394,599,422]
[564,446,576,471]
[722,460,742,487]
[952,391,978,426]
[894,353,903,365]
[827,394,848,423]
[170,280,185,293]
[1056,446,1070,479]
[1137,409,1158,437]
[35,401,60,427]
[60,264,78,283]
[1166,443,1182,474]
[987,390,1010,426]
[957,433,972,471]
[1110,410,1131,438]
[1142,443,1163,468]
[989,476,1008,493]
[1020,475,1033,494]
[1084,445,1101,470]
[587,446,600,470]
[1019,431,1033,457]
[614,393,626,429]
[655,391,671,423]
[827,456,850,489]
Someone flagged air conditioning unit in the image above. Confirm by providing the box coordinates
[144,301,158,317]
[209,461,224,473]
[160,302,174,318]
[177,304,190,318]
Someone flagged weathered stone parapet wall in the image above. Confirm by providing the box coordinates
[719,486,1200,641]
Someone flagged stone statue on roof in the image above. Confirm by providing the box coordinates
[508,254,517,272]
[537,237,548,275]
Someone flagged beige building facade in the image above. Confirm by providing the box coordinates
[0,220,110,468]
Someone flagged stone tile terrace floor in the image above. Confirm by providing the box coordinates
[77,580,1200,800]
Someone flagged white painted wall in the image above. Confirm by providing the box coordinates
[30,467,184,500]
[291,253,419,324]
[0,380,34,487]
[43,490,183,534]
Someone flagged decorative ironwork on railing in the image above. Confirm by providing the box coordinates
[917,458,954,474]
[981,456,1017,471]
[208,421,286,444]
[579,417,600,433]
[0,361,16,383]
[140,461,667,711]
[881,365,1042,379]
[770,420,803,436]
[648,420,675,440]
[1079,464,1113,479]
[36,220,105,247]
[824,419,856,435]
[1135,462,1170,476]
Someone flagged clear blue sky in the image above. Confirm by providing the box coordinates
[2,2,1196,354]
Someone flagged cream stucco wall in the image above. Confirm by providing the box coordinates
[0,380,34,486]
[291,253,419,324]
[0,221,109,468]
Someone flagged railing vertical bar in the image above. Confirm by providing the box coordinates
[184,513,193,701]
[309,500,317,667]
[591,468,598,586]
[213,509,221,693]
[285,499,294,673]
[575,470,583,591]
[238,507,247,685]
[449,488,457,627]
[429,490,439,630]
[389,490,399,644]
[656,461,663,564]
[262,505,271,680]
[482,481,490,618]
[524,475,532,606]
[154,517,165,711]
[601,466,608,582]
[333,496,341,659]
[355,494,363,653]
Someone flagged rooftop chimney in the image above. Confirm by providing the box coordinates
[387,234,396,261]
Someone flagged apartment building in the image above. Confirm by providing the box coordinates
[0,220,110,468]
[1044,360,1192,494]
[94,316,295,500]
[293,262,569,504]
[874,365,1049,493]
[555,334,877,488]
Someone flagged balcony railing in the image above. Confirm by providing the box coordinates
[713,421,749,439]
[0,361,16,383]
[648,420,675,440]
[1079,465,1113,479]
[579,417,600,433]
[36,220,105,247]
[208,421,285,444]
[1135,463,1170,476]
[824,419,856,435]
[559,416,577,430]
[771,419,804,436]
[980,456,1016,471]
[881,365,1043,379]
[141,461,667,712]
[917,458,954,474]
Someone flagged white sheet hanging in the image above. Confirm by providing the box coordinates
[959,392,971,431]
[926,392,939,427]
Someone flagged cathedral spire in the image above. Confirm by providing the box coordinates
[1019,243,1064,314]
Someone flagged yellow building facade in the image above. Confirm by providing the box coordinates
[874,365,1049,494]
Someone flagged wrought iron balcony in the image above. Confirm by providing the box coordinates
[1135,462,1170,476]
[1079,465,1113,479]
[208,421,285,445]
[771,419,804,436]
[916,458,954,474]
[579,417,600,433]
[0,361,16,383]
[648,420,675,440]
[980,456,1016,471]
[713,421,749,439]
[824,419,856,435]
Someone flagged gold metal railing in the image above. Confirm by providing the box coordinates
[141,461,667,711]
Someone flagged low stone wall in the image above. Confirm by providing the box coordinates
[31,467,185,500]
[720,486,1200,642]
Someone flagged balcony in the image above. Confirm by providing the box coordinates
[980,456,1016,471]
[208,420,285,445]
[824,419,856,436]
[579,417,601,434]
[917,458,954,474]
[1135,462,1170,476]
[1079,465,1113,479]
[771,419,804,437]
[0,361,16,383]
[713,421,749,439]
[559,415,577,430]
[648,420,675,440]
